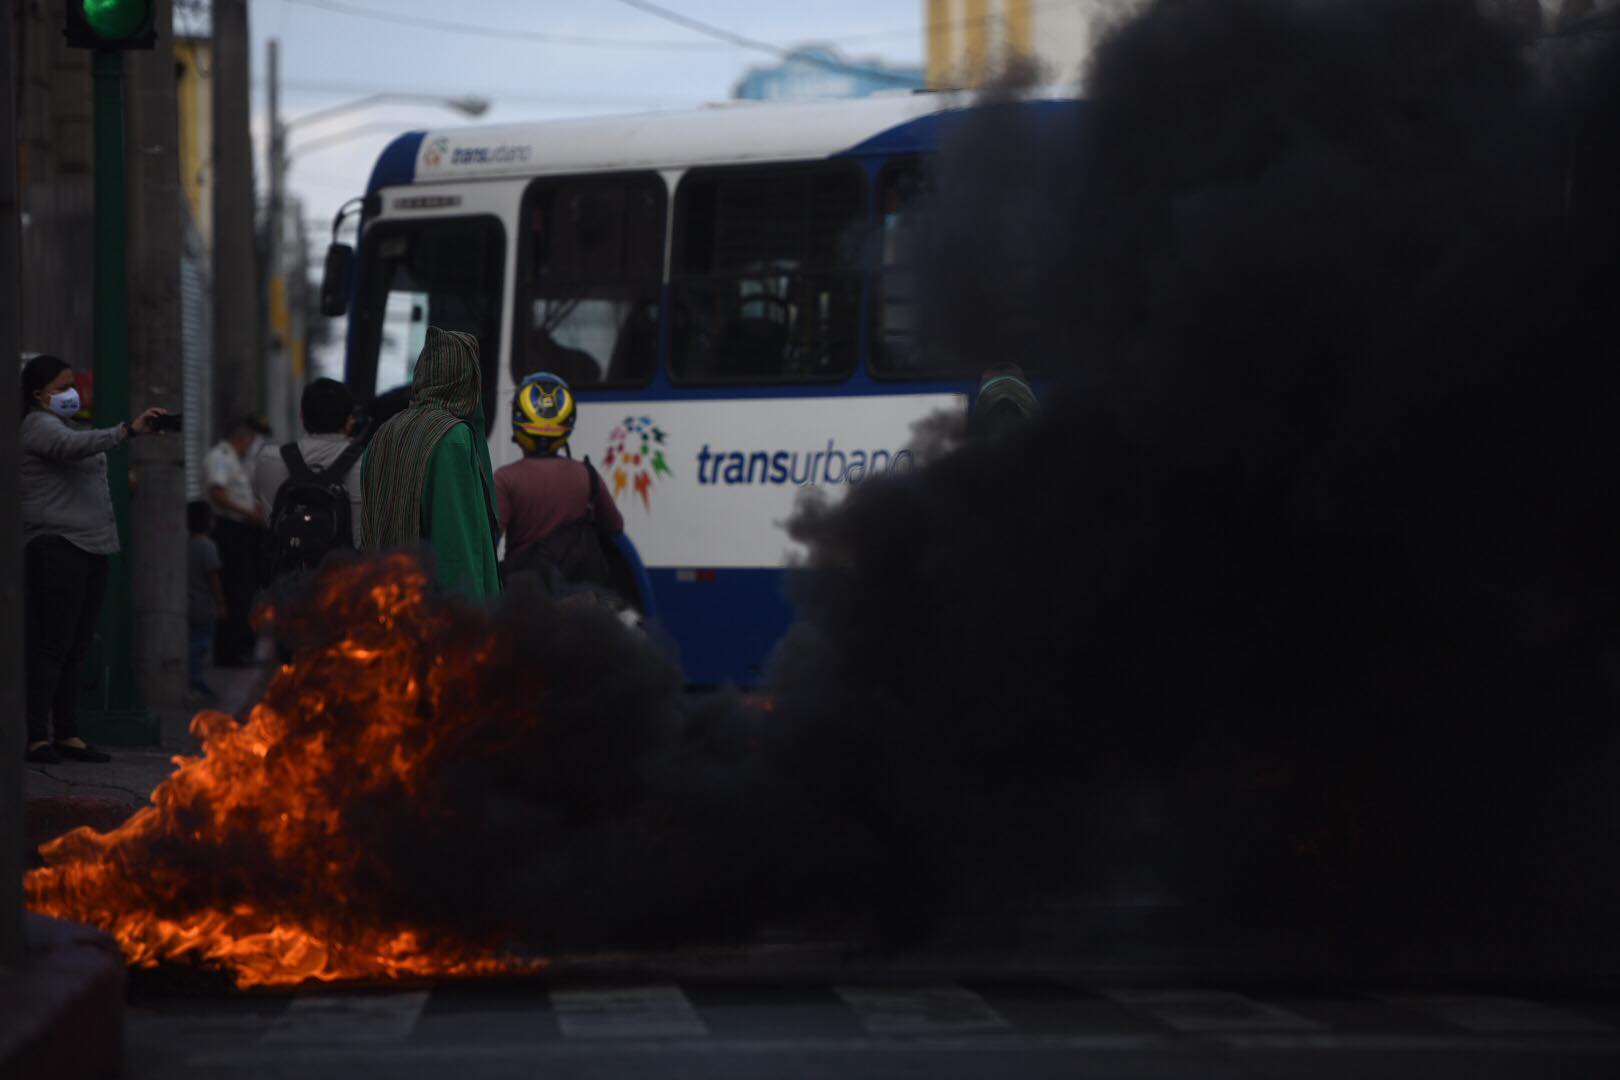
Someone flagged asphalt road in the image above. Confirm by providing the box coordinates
[126,976,1620,1079]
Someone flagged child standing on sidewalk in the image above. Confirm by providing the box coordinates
[186,500,226,701]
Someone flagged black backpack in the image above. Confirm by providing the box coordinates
[269,441,363,576]
[503,459,615,597]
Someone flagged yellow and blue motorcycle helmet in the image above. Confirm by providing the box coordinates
[512,371,576,453]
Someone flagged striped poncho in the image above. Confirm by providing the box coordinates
[361,327,500,596]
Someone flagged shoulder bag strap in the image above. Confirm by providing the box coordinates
[280,442,316,482]
[325,441,365,483]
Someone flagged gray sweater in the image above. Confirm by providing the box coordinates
[20,410,127,555]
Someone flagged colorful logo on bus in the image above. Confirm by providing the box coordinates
[422,137,450,168]
[603,416,671,511]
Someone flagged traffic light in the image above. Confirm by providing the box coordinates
[64,0,156,50]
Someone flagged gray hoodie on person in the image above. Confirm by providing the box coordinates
[20,410,127,554]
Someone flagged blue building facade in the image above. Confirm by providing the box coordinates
[733,44,923,101]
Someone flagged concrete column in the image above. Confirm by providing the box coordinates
[126,0,187,711]
[211,0,259,423]
[1,0,28,966]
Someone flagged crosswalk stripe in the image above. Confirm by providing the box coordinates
[1223,1033,1620,1053]
[1386,995,1613,1034]
[836,984,1010,1034]
[191,1032,1167,1067]
[550,984,709,1039]
[259,991,429,1044]
[1105,988,1326,1032]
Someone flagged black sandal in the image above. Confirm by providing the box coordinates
[25,743,61,764]
[54,741,111,763]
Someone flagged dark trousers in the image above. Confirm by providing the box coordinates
[187,621,213,689]
[24,535,109,744]
[213,517,261,664]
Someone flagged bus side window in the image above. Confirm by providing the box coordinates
[513,172,666,390]
[670,163,864,384]
[871,159,935,377]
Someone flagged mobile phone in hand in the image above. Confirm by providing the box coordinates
[150,412,183,433]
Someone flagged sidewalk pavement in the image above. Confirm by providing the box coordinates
[24,660,270,855]
[7,661,271,1080]
[0,915,125,1080]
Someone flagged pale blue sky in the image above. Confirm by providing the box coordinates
[232,0,927,248]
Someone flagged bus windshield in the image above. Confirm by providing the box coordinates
[353,215,505,427]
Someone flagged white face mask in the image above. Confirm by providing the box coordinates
[45,388,81,418]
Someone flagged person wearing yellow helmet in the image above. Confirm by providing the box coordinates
[511,371,577,455]
[495,373,624,595]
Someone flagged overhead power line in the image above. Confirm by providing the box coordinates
[283,0,1086,64]
[264,76,698,111]
[282,0,730,50]
[608,0,921,85]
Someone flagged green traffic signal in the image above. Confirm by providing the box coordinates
[82,0,149,40]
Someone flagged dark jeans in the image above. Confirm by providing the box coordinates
[24,535,109,744]
[187,620,213,689]
[213,516,262,664]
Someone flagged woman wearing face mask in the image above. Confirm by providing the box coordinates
[19,354,167,763]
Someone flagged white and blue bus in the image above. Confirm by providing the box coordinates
[328,92,1075,685]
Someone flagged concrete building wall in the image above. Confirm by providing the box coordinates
[1028,0,1101,87]
[926,1,1615,91]
[927,0,1047,88]
[13,0,94,366]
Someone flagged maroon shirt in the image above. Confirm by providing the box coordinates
[494,455,624,560]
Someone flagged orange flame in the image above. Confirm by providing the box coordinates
[25,554,544,987]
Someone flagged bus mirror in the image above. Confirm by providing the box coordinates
[319,242,354,317]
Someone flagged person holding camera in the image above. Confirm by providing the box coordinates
[19,354,169,764]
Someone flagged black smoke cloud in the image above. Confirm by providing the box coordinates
[65,0,1620,978]
[272,0,1620,968]
[775,0,1620,963]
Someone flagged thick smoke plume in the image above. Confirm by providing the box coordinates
[29,0,1620,980]
[781,0,1620,961]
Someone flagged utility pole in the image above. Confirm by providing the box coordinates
[212,0,258,423]
[266,36,291,435]
[126,0,186,712]
[85,47,144,730]
[62,0,160,740]
[1,0,29,968]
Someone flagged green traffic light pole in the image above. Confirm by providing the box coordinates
[80,44,154,741]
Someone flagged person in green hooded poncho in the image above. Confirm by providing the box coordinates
[360,327,501,597]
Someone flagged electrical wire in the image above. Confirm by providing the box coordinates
[281,0,731,50]
[280,0,1088,59]
[267,76,698,110]
[608,0,921,84]
[284,0,923,84]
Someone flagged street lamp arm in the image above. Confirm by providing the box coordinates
[284,92,490,133]
[286,121,431,162]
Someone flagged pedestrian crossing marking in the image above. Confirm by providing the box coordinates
[191,1032,1168,1067]
[161,981,1620,1068]
[1222,1033,1620,1053]
[836,983,1010,1034]
[550,984,709,1039]
[259,991,429,1044]
[1386,994,1613,1034]
[1105,988,1326,1032]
